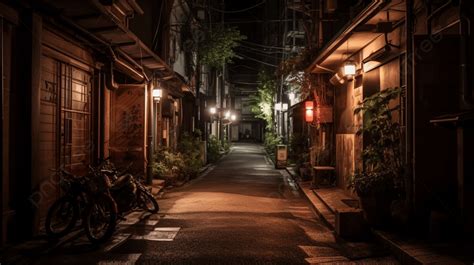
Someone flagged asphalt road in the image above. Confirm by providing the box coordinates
[4,143,398,265]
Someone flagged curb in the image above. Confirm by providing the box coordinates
[286,167,468,265]
[284,167,336,230]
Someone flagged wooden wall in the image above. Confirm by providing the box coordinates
[110,86,146,174]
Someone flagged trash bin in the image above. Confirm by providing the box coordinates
[275,145,287,169]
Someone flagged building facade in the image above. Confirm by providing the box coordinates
[0,0,194,245]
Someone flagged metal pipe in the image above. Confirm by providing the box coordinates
[60,15,148,83]
[459,0,474,110]
[0,16,4,246]
[405,0,415,216]
[427,0,454,35]
[146,82,154,185]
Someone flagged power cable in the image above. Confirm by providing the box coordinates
[238,40,287,50]
[210,0,266,13]
[237,48,282,60]
[238,44,287,54]
[236,53,278,67]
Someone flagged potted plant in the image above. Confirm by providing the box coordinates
[348,87,403,227]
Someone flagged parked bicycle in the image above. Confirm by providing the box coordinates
[99,159,159,215]
[81,164,117,244]
[45,159,159,244]
[45,165,118,244]
[44,168,88,239]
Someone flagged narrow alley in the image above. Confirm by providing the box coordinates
[4,143,397,265]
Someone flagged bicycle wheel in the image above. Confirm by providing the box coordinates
[83,194,117,244]
[138,190,159,213]
[45,196,79,238]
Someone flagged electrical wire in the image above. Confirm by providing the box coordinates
[210,0,266,14]
[237,48,282,60]
[236,53,278,67]
[238,40,287,50]
[238,44,287,54]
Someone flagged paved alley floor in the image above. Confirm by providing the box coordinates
[2,143,398,265]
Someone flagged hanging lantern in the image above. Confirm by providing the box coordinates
[305,101,314,123]
[343,60,356,76]
[153,88,162,101]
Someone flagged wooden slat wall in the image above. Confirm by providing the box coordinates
[110,86,146,174]
[38,55,92,221]
[39,56,60,219]
[336,134,355,192]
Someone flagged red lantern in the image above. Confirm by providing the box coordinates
[305,100,314,123]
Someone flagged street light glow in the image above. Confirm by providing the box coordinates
[343,61,356,76]
[231,114,236,121]
[288,92,295,101]
[153,88,162,101]
[210,107,217,114]
[225,111,231,119]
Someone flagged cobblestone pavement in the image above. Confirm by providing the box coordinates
[1,143,399,265]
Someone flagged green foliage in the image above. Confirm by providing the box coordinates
[153,130,205,184]
[221,138,231,153]
[348,87,403,195]
[264,132,282,155]
[152,147,185,184]
[199,26,246,68]
[178,132,204,179]
[289,133,308,169]
[207,136,222,163]
[250,71,277,131]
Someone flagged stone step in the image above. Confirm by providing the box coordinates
[300,182,336,230]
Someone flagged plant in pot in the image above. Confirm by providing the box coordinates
[348,87,403,227]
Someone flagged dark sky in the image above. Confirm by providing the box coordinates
[220,1,279,92]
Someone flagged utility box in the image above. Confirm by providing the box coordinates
[275,145,288,169]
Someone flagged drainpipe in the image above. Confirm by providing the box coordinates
[406,0,415,217]
[0,17,3,246]
[146,81,154,185]
[459,0,474,110]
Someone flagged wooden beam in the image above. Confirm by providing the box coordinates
[70,13,101,21]
[89,25,120,33]
[113,41,136,47]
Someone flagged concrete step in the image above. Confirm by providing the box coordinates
[312,187,359,214]
[300,182,336,230]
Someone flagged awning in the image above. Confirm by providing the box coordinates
[44,0,186,88]
[306,0,404,74]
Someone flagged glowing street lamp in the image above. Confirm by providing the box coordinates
[275,102,288,111]
[209,107,217,115]
[288,92,295,101]
[153,88,162,101]
[230,114,236,121]
[343,60,356,77]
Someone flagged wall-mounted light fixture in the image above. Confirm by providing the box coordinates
[343,60,356,77]
[153,88,163,101]
[305,101,314,123]
[209,107,217,114]
[230,114,237,121]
